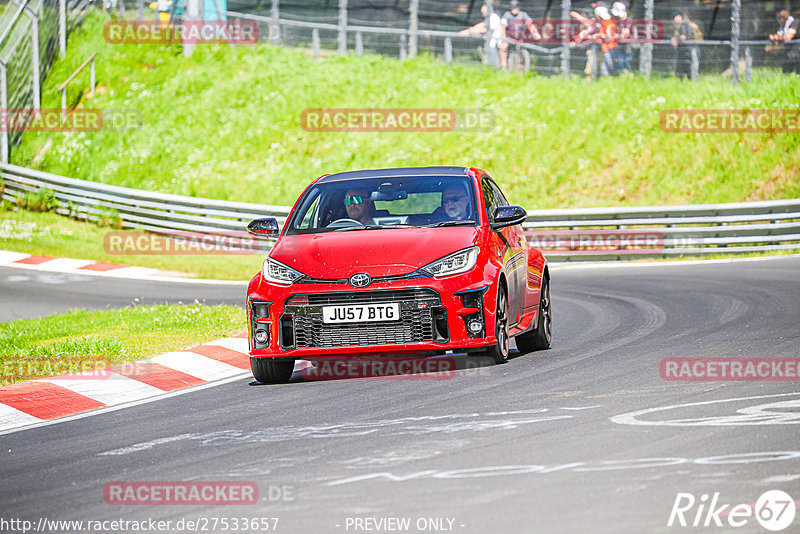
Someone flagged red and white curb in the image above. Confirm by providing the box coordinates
[0,333,262,433]
[0,250,244,284]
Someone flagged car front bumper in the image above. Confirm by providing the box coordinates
[247,269,499,360]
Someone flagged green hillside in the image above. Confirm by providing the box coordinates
[12,10,800,209]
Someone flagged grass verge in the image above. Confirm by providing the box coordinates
[0,303,244,385]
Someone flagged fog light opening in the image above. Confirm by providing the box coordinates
[468,319,483,334]
[255,329,269,344]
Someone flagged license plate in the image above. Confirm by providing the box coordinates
[322,303,400,324]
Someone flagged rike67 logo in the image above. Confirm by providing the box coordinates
[668,490,797,531]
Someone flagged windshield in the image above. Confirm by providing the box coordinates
[284,176,478,235]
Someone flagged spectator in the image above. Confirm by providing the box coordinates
[769,9,800,75]
[611,2,633,74]
[501,1,541,68]
[460,3,506,68]
[670,12,693,80]
[592,3,619,77]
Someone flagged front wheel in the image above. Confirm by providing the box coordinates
[251,358,295,384]
[515,277,552,352]
[482,286,510,364]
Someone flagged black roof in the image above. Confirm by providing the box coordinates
[317,166,471,183]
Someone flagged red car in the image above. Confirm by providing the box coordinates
[246,166,551,383]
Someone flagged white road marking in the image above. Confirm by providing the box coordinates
[0,251,30,263]
[551,253,800,271]
[31,258,94,271]
[150,352,245,381]
[204,337,250,354]
[37,372,165,406]
[0,403,44,432]
[610,392,800,427]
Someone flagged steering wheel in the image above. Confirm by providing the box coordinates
[326,218,364,228]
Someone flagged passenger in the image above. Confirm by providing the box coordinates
[343,188,375,224]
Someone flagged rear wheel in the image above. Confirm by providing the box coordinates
[515,277,552,353]
[251,357,295,384]
[482,286,510,364]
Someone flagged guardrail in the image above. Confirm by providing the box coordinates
[2,163,799,261]
[0,163,290,237]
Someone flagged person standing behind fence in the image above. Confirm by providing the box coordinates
[595,4,619,76]
[460,3,506,68]
[769,10,800,75]
[611,2,633,74]
[670,12,693,80]
[500,1,541,68]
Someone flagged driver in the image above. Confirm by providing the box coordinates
[343,187,374,224]
[441,183,471,221]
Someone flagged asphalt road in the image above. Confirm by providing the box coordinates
[0,267,247,322]
[1,256,799,534]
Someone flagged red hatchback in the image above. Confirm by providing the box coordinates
[246,166,551,383]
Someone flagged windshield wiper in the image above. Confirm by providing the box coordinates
[333,224,421,232]
[429,220,476,227]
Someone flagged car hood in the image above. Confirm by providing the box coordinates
[269,227,478,279]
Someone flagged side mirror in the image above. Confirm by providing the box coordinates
[247,218,280,237]
[492,206,527,229]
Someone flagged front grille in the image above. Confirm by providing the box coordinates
[283,289,445,348]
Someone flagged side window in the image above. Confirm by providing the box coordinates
[482,177,498,222]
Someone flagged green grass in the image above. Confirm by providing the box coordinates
[0,304,244,385]
[10,9,800,211]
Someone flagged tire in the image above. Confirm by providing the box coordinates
[509,48,531,73]
[251,357,295,384]
[483,285,510,364]
[515,276,552,353]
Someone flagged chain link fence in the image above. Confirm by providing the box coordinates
[218,0,798,80]
[0,0,92,160]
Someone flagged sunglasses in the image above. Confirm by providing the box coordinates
[344,195,364,206]
[444,195,467,203]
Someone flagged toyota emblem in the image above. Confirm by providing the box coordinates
[349,273,372,288]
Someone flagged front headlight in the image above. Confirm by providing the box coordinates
[421,246,479,278]
[263,258,305,285]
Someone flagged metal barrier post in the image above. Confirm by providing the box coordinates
[641,0,653,78]
[138,0,144,21]
[338,0,347,53]
[409,0,418,58]
[730,0,740,85]
[355,31,363,56]
[23,6,40,112]
[444,37,452,64]
[561,0,570,77]
[0,63,7,164]
[59,0,66,56]
[690,47,698,81]
[400,34,407,60]
[312,28,320,60]
[270,0,280,45]
[745,46,752,82]
[485,0,494,66]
